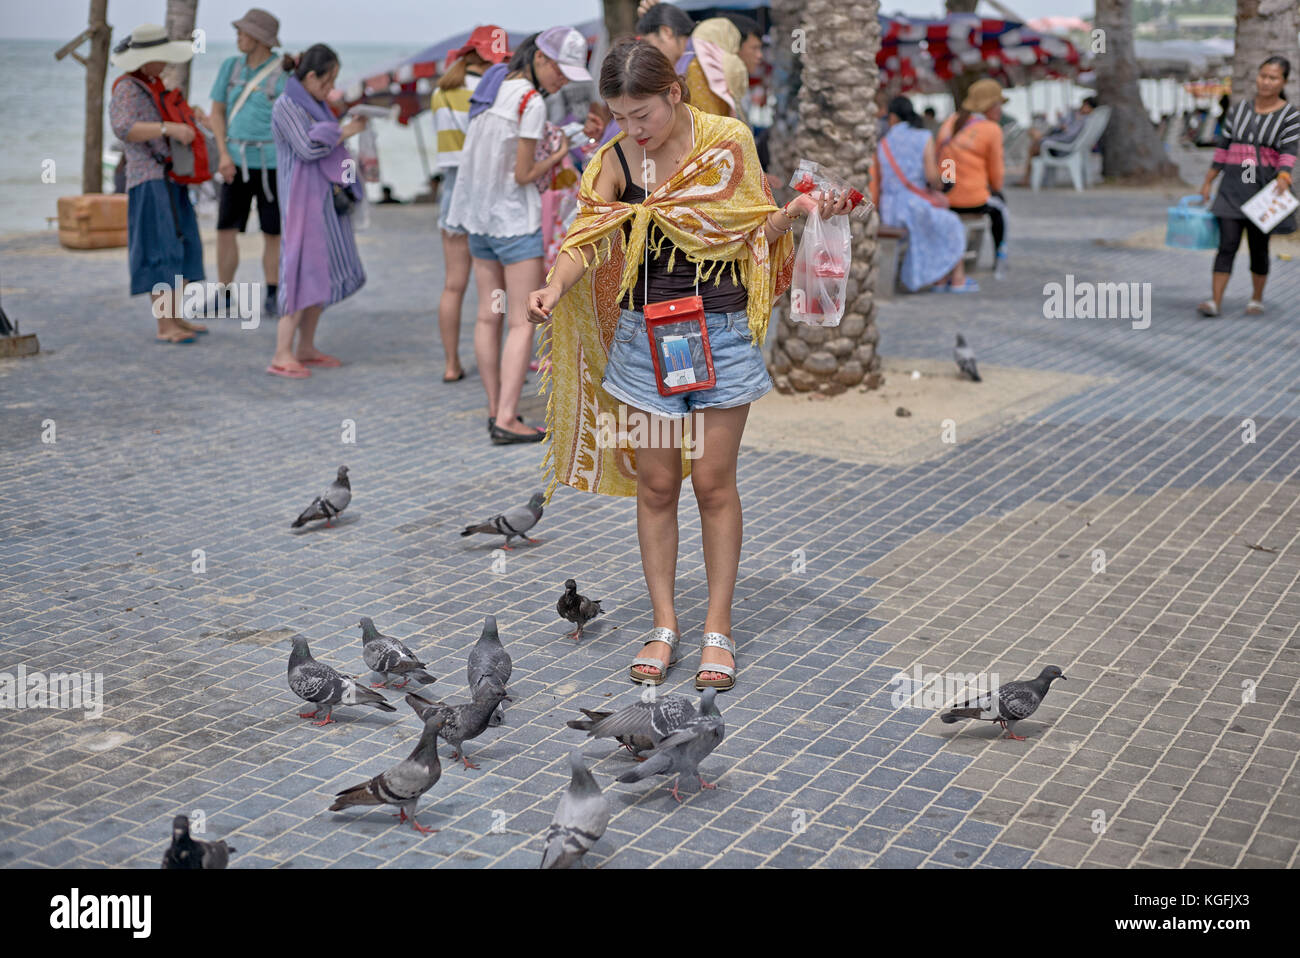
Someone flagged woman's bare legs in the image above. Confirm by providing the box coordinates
[493,256,543,435]
[629,419,684,680]
[690,404,749,680]
[472,256,506,421]
[294,305,325,360]
[151,285,193,342]
[439,229,471,379]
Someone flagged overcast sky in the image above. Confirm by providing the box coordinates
[5,0,1095,44]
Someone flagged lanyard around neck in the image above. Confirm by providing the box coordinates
[642,110,698,308]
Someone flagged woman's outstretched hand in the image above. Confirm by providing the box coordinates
[789,188,856,220]
[527,283,561,325]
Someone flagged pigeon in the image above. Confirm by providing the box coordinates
[616,687,725,802]
[568,693,698,759]
[954,334,981,382]
[292,465,351,528]
[359,617,437,688]
[405,682,509,771]
[460,492,545,549]
[540,749,610,869]
[556,578,604,640]
[466,615,512,726]
[288,636,396,726]
[160,815,235,869]
[940,665,1067,740]
[328,715,445,833]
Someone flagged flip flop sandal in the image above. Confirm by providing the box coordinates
[155,335,196,344]
[267,363,310,379]
[629,627,681,686]
[300,355,342,367]
[443,369,466,382]
[1246,300,1265,315]
[1196,300,1220,317]
[695,632,736,691]
[945,279,980,294]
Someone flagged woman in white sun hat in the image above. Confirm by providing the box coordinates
[108,23,209,343]
[444,26,591,445]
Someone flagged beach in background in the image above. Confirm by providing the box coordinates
[2,38,428,235]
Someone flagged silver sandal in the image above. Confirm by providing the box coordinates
[695,632,736,691]
[629,627,681,686]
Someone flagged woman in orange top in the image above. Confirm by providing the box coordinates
[937,78,1009,275]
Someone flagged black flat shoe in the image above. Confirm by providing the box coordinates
[490,423,547,445]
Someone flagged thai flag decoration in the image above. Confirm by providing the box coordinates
[877,14,1079,92]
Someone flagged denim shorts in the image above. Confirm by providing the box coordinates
[467,229,543,265]
[601,307,772,418]
[437,166,464,235]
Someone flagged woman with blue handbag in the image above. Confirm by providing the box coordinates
[1197,56,1297,318]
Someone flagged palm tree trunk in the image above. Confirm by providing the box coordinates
[1093,0,1177,182]
[1233,1,1300,105]
[162,0,199,98]
[604,0,640,43]
[768,0,883,395]
[83,0,111,194]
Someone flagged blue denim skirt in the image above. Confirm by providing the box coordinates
[601,307,773,418]
[127,179,204,295]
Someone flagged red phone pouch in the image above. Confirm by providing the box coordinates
[643,294,716,396]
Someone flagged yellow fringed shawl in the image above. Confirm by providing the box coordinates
[536,104,795,500]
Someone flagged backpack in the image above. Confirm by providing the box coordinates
[223,55,283,126]
[112,72,217,184]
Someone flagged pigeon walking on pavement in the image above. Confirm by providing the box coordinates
[467,615,512,726]
[292,466,351,528]
[556,579,604,640]
[616,688,725,802]
[161,815,235,869]
[288,636,396,726]
[328,716,446,833]
[405,682,509,771]
[459,492,545,549]
[540,749,610,869]
[568,693,698,759]
[359,617,437,688]
[954,334,981,382]
[940,665,1067,740]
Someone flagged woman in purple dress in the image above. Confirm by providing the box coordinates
[268,44,368,378]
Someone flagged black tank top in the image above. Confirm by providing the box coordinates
[613,141,749,313]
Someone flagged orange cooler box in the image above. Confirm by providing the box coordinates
[58,194,128,250]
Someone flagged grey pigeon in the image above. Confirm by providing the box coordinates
[359,617,437,688]
[557,578,604,640]
[954,334,981,382]
[288,636,396,726]
[569,693,698,759]
[161,814,235,869]
[405,682,509,771]
[466,615,512,726]
[292,465,351,528]
[940,665,1067,740]
[616,687,725,803]
[329,715,445,833]
[460,492,545,549]
[540,749,610,869]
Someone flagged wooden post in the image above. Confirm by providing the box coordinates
[84,0,110,195]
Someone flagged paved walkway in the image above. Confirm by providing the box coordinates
[1,154,1297,868]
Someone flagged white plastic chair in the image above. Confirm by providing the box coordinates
[1030,106,1112,192]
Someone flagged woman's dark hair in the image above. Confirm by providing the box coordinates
[508,32,542,91]
[1082,95,1099,109]
[636,2,695,39]
[282,44,339,81]
[887,95,922,128]
[725,13,762,44]
[599,37,690,105]
[1261,55,1291,99]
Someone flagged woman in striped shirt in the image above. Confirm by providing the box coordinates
[432,27,509,382]
[1198,57,1297,317]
